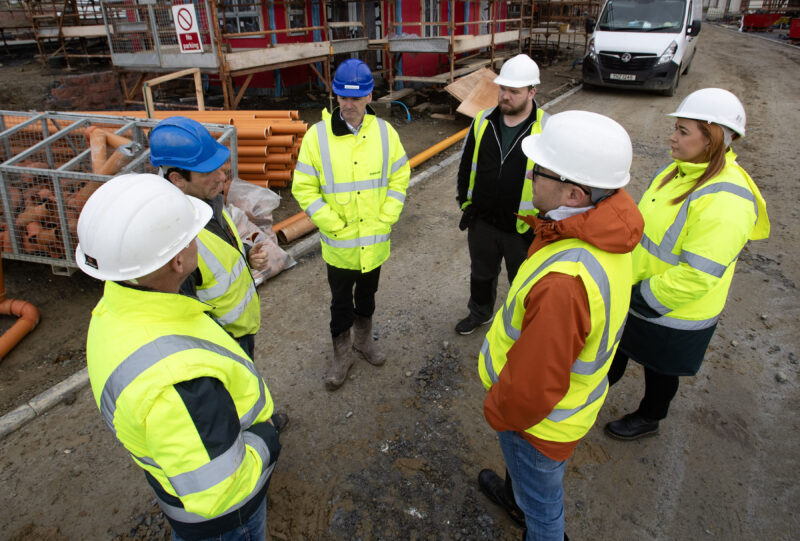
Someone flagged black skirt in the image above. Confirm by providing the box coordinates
[619,314,717,377]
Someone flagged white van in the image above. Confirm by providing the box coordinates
[582,0,703,96]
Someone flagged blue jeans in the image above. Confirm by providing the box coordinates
[171,498,266,541]
[498,431,566,541]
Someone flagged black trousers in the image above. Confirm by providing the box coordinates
[236,333,255,361]
[326,264,381,337]
[608,349,680,420]
[466,218,531,320]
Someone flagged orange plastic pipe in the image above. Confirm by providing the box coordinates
[267,123,308,135]
[0,253,40,360]
[409,127,469,169]
[274,213,315,244]
[239,162,267,174]
[88,128,107,173]
[253,111,294,119]
[234,126,270,139]
[15,202,49,228]
[238,146,268,157]
[238,173,270,181]
[264,154,292,165]
[265,135,295,146]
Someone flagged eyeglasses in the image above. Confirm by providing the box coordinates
[532,165,591,195]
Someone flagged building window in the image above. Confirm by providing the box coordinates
[423,0,440,37]
[287,4,307,36]
[219,0,262,35]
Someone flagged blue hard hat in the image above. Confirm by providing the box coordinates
[149,116,231,173]
[332,59,374,98]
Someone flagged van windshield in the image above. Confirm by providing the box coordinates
[597,0,686,33]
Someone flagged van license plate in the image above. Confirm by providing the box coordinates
[610,73,636,81]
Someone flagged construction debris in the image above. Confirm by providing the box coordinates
[444,68,499,119]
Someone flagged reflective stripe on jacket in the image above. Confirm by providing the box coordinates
[292,108,410,272]
[478,239,632,442]
[196,209,259,338]
[631,150,770,330]
[463,106,546,233]
[86,281,277,525]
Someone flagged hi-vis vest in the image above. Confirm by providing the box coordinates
[631,150,769,330]
[292,109,410,272]
[196,209,260,339]
[87,281,275,523]
[461,107,547,234]
[479,239,632,442]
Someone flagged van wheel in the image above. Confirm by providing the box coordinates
[682,58,692,75]
[662,70,680,97]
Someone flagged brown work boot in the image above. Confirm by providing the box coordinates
[352,315,386,366]
[325,329,354,391]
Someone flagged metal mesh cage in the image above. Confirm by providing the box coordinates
[0,112,236,273]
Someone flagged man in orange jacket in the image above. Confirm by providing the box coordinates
[477,111,644,540]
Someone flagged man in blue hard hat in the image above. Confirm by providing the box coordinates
[292,58,411,391]
[150,117,268,361]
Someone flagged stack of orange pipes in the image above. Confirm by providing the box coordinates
[73,110,308,189]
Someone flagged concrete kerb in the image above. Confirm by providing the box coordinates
[0,368,89,439]
[0,87,583,441]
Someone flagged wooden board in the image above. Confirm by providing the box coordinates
[444,67,497,103]
[456,76,499,119]
[227,41,329,72]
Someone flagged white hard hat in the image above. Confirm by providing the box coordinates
[667,88,746,137]
[521,110,632,189]
[76,173,211,281]
[494,54,541,87]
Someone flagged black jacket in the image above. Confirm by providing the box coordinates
[456,101,541,233]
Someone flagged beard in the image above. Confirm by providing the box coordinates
[499,100,527,116]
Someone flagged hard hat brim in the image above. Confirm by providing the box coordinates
[75,195,212,282]
[666,112,745,137]
[189,141,231,173]
[332,85,374,98]
[521,134,630,190]
[493,75,539,88]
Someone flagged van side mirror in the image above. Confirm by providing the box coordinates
[585,17,596,34]
[688,19,701,36]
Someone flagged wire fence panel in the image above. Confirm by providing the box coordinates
[103,0,219,70]
[0,112,236,273]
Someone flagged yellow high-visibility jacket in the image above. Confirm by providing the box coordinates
[292,107,410,272]
[479,238,633,442]
[631,150,770,330]
[462,106,546,233]
[196,206,260,338]
[86,281,279,536]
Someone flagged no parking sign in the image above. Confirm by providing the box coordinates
[172,4,203,53]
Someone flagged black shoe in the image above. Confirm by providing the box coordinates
[455,314,492,335]
[605,412,659,440]
[478,469,526,528]
[272,411,289,433]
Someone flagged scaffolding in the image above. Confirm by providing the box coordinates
[102,0,383,109]
[98,0,602,109]
[530,0,600,62]
[0,1,34,51]
[25,0,110,67]
[384,0,534,86]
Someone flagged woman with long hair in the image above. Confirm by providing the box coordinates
[605,88,770,440]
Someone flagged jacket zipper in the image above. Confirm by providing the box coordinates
[488,116,535,184]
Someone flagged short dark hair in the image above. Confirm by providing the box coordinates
[165,167,192,184]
